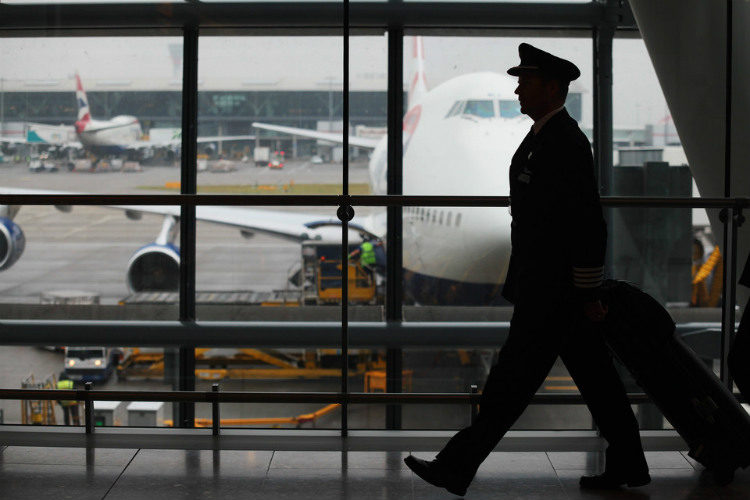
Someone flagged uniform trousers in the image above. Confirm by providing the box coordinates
[436,277,647,484]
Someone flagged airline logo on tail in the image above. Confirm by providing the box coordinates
[404,37,428,154]
[408,37,428,108]
[75,72,91,134]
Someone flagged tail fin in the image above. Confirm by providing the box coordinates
[407,36,428,108]
[74,72,91,133]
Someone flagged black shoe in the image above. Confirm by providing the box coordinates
[404,455,468,497]
[579,471,651,489]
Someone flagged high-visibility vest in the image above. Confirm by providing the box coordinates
[57,379,75,406]
[360,242,376,266]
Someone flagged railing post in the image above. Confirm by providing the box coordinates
[84,382,93,434]
[212,384,220,436]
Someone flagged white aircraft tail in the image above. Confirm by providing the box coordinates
[407,36,428,108]
[75,72,92,133]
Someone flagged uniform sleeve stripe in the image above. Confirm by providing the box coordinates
[573,266,604,289]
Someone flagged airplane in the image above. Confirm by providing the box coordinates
[252,37,528,304]
[73,72,142,156]
[0,37,534,305]
[1,73,255,165]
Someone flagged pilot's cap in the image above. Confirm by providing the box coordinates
[507,43,580,83]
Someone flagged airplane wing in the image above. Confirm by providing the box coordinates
[1,127,254,151]
[0,187,386,242]
[124,134,256,150]
[116,204,385,242]
[252,122,381,150]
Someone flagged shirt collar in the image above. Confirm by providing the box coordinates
[532,106,565,135]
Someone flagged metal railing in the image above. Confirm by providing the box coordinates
[0,383,653,435]
[0,195,746,436]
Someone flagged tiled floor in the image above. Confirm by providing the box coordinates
[1,447,750,499]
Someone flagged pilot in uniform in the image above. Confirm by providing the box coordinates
[404,44,650,496]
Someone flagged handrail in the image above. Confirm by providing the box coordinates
[0,385,652,435]
[0,193,746,209]
[0,320,720,348]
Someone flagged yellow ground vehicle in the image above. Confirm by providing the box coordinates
[300,240,379,305]
[116,240,384,381]
[121,239,382,307]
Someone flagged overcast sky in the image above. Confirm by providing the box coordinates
[0,35,669,129]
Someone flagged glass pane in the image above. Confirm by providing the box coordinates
[610,204,722,430]
[191,347,370,430]
[612,38,717,302]
[400,36,590,310]
[402,205,510,309]
[0,37,183,192]
[0,204,179,320]
[194,205,385,320]
[194,35,387,319]
[402,35,592,197]
[613,39,678,148]
[0,37,184,318]
[196,36,385,197]
[400,348,594,430]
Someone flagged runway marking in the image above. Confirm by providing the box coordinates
[59,214,122,239]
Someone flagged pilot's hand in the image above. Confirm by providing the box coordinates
[584,300,608,322]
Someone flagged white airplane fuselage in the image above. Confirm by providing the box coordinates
[74,72,143,156]
[367,72,530,304]
[76,116,142,155]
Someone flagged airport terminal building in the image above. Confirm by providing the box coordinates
[1,1,750,500]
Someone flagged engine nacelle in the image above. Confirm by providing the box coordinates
[126,243,180,293]
[0,217,26,271]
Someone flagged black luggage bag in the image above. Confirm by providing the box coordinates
[728,300,750,401]
[600,280,750,485]
[728,253,750,402]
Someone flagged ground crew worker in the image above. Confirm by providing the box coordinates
[350,240,376,268]
[57,373,79,425]
[349,238,385,279]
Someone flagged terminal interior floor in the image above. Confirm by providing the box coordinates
[2,446,750,499]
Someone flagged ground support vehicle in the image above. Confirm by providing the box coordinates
[64,346,124,382]
[253,146,270,166]
[117,347,385,382]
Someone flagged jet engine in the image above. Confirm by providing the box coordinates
[0,216,26,271]
[126,243,180,293]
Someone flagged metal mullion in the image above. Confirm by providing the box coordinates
[0,3,605,32]
[3,194,747,210]
[385,28,404,430]
[176,24,199,428]
[340,0,351,437]
[720,0,735,388]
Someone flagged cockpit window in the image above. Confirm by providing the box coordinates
[446,99,523,120]
[463,100,495,118]
[499,100,522,118]
[445,101,464,118]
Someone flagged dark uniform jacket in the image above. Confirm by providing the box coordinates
[502,108,606,304]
